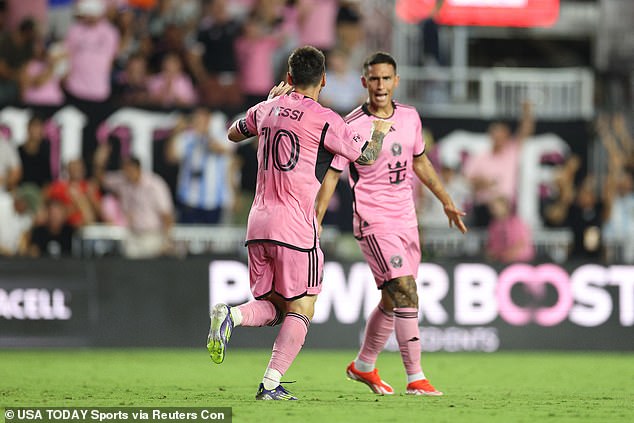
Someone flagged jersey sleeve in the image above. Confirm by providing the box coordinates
[242,103,260,137]
[413,114,425,157]
[324,115,366,163]
[329,154,349,172]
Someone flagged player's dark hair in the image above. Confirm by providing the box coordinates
[363,51,397,75]
[288,46,325,88]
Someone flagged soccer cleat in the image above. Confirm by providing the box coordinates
[406,379,443,396]
[255,383,298,401]
[207,304,234,364]
[346,362,394,395]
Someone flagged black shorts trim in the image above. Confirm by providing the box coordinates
[254,289,313,302]
[245,238,316,252]
[366,234,389,273]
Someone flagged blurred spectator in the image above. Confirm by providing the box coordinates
[63,0,119,103]
[94,146,174,258]
[196,0,243,108]
[0,17,37,105]
[486,195,534,263]
[149,21,206,83]
[113,6,141,70]
[234,10,284,107]
[320,49,366,115]
[147,0,172,37]
[335,0,364,67]
[112,53,150,106]
[19,36,66,106]
[0,136,22,192]
[28,197,74,257]
[64,0,119,167]
[46,159,101,227]
[566,175,612,260]
[604,170,634,262]
[296,0,338,52]
[147,0,200,38]
[18,116,53,187]
[48,0,75,41]
[234,137,257,225]
[463,102,534,227]
[6,0,47,32]
[598,114,634,262]
[541,155,581,228]
[166,108,237,224]
[147,52,197,108]
[0,187,35,256]
[418,164,472,229]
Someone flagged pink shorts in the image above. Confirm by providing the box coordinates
[358,227,421,288]
[248,242,324,300]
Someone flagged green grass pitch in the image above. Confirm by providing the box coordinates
[1,349,633,423]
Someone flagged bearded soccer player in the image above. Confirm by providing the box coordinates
[316,52,467,396]
[207,46,392,400]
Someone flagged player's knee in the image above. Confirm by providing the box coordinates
[386,277,418,308]
[285,295,317,320]
[266,304,284,327]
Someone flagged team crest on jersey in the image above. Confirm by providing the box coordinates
[391,143,402,156]
[390,255,403,269]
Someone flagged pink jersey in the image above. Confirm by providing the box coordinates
[331,102,425,238]
[243,91,367,250]
[64,20,119,101]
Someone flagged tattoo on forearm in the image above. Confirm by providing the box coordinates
[356,130,385,165]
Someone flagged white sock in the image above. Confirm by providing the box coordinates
[407,371,425,384]
[354,358,375,372]
[262,368,282,390]
[230,307,242,326]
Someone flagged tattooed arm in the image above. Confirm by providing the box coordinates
[355,119,392,165]
[413,153,468,233]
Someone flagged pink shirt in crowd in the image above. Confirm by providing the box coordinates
[298,0,338,50]
[234,35,280,96]
[463,141,521,205]
[22,61,64,106]
[243,92,367,250]
[64,20,119,101]
[102,171,173,233]
[487,215,535,262]
[331,102,425,238]
[147,73,197,107]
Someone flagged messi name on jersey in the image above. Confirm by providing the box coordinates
[269,106,305,121]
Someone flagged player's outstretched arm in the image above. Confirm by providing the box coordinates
[515,101,535,143]
[413,154,468,234]
[315,168,341,237]
[356,119,392,165]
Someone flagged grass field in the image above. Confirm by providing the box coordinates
[1,349,633,423]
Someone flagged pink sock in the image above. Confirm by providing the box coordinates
[358,305,394,364]
[393,307,422,376]
[237,300,280,327]
[267,312,310,376]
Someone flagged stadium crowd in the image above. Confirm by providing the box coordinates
[0,0,632,262]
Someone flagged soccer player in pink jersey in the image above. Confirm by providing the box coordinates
[207,46,392,400]
[316,52,468,396]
